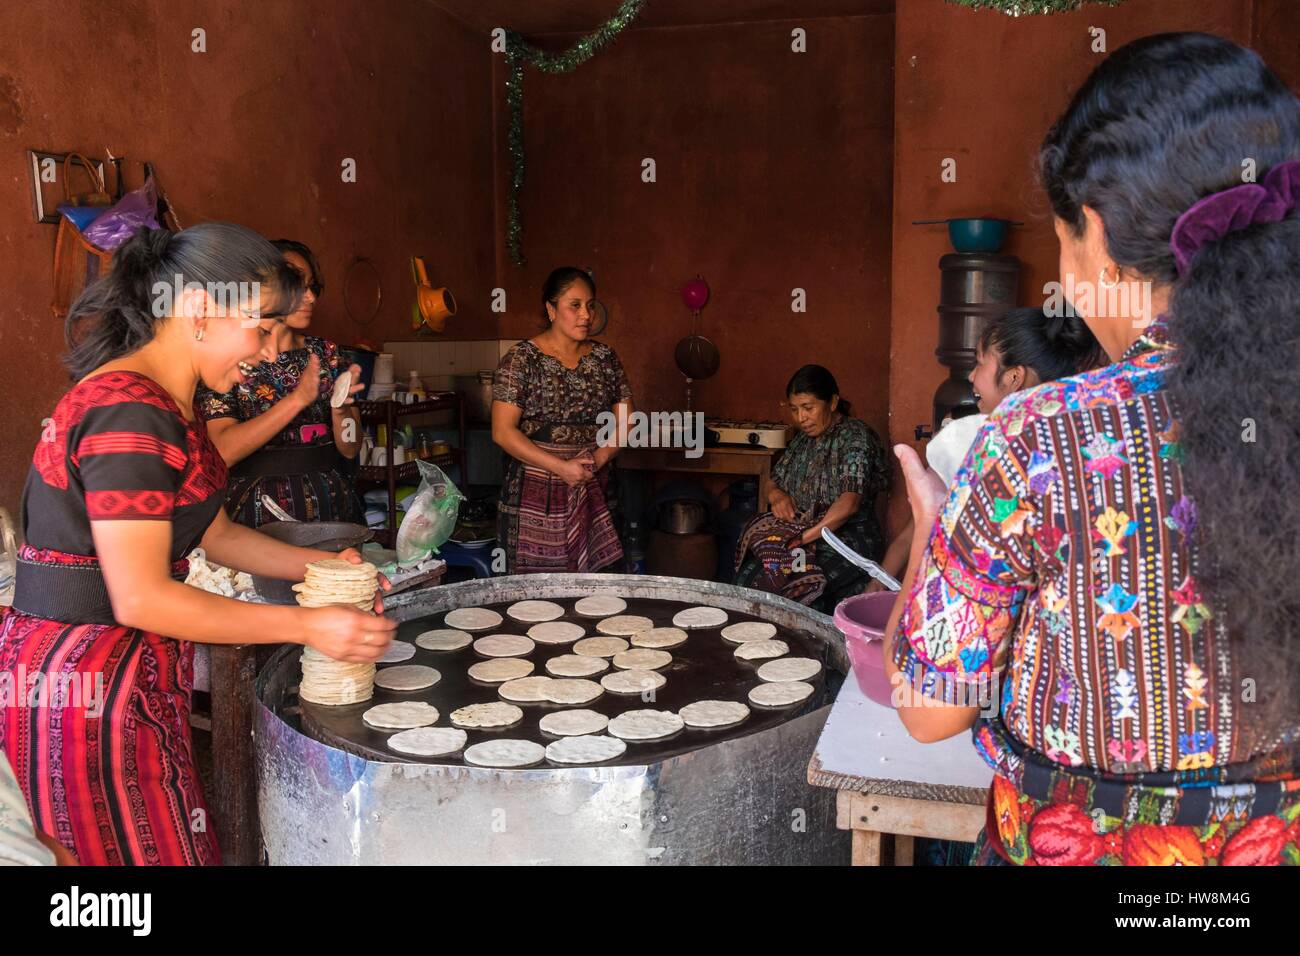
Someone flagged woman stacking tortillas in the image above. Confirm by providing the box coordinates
[197,239,366,526]
[0,224,395,865]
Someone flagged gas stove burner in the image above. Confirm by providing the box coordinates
[704,419,793,449]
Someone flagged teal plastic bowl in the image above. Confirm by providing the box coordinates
[948,218,1010,253]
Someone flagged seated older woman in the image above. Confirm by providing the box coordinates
[734,365,889,612]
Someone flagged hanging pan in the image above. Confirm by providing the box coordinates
[674,334,720,380]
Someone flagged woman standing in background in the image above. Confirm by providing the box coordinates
[491,267,633,573]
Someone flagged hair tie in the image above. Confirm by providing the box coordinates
[1170,159,1300,277]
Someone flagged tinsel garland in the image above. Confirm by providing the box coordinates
[504,0,648,265]
[944,0,1125,14]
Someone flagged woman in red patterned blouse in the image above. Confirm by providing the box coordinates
[886,33,1300,865]
[0,224,396,865]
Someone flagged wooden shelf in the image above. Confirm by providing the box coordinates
[354,391,468,547]
[357,392,459,422]
[356,453,456,485]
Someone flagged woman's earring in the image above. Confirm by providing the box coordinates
[1099,265,1120,290]
[194,327,205,342]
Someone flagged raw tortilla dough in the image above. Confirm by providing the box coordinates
[450,701,525,729]
[679,699,750,728]
[498,676,555,703]
[748,680,814,708]
[595,615,654,636]
[600,669,666,696]
[387,726,467,757]
[362,701,440,729]
[506,600,564,622]
[444,607,504,631]
[757,657,822,682]
[631,627,687,649]
[463,739,546,768]
[526,620,585,645]
[545,654,609,678]
[721,621,778,643]
[541,678,603,705]
[926,412,989,486]
[373,664,440,691]
[539,709,609,736]
[573,595,627,617]
[545,735,627,764]
[377,640,416,663]
[612,648,672,671]
[672,606,729,629]
[734,639,789,661]
[467,658,534,683]
[415,629,472,651]
[573,636,629,658]
[330,370,352,408]
[607,709,685,740]
[473,634,536,658]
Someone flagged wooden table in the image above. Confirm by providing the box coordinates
[808,665,993,866]
[618,445,782,509]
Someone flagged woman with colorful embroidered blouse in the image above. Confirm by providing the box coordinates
[734,365,888,613]
[0,225,395,865]
[197,240,364,527]
[492,267,632,573]
[885,33,1300,866]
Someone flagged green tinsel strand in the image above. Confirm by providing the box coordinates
[504,0,648,265]
[944,0,1125,14]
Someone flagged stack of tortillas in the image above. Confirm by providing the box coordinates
[299,646,375,705]
[296,558,381,705]
[294,558,379,611]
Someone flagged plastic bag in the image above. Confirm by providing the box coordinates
[82,175,161,250]
[395,460,464,565]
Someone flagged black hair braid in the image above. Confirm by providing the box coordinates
[1167,215,1300,755]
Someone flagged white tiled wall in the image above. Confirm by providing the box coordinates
[382,339,510,392]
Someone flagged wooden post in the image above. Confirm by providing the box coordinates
[208,643,261,866]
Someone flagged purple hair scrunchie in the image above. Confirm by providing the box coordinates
[1169,159,1300,277]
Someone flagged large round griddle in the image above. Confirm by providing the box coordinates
[298,595,837,766]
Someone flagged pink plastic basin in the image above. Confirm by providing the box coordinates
[833,591,898,707]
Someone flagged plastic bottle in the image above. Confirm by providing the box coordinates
[408,371,426,403]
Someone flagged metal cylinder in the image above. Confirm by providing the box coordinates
[255,574,850,865]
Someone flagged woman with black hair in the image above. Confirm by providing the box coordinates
[0,224,395,864]
[197,239,365,526]
[491,267,633,573]
[886,33,1300,865]
[734,365,889,612]
[872,307,1102,591]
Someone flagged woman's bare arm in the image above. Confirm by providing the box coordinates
[491,401,577,476]
[91,519,396,658]
[795,490,861,545]
[199,509,331,580]
[881,517,914,579]
[593,400,633,469]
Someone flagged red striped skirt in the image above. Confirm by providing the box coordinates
[0,607,220,865]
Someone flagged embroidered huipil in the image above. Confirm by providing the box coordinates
[893,317,1300,865]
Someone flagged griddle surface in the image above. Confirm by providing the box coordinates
[298,596,837,766]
